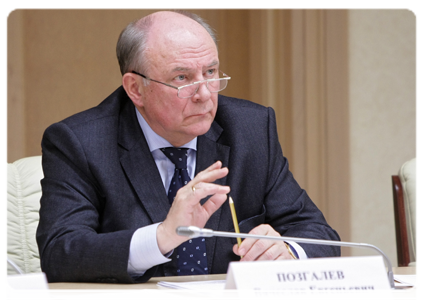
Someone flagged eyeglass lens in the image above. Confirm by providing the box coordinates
[178,79,228,98]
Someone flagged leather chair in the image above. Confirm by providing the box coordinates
[392,158,416,267]
[7,156,43,274]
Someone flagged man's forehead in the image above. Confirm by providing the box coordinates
[147,13,199,40]
[147,12,214,47]
[143,12,218,74]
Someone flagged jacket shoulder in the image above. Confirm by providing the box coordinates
[218,94,267,111]
[216,94,273,126]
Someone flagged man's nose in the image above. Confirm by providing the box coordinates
[192,82,211,102]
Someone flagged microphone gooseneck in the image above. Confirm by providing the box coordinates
[176,226,395,289]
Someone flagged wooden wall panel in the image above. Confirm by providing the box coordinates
[193,10,251,101]
[324,10,350,250]
[290,10,350,244]
[23,10,155,158]
[7,10,26,161]
[247,10,294,161]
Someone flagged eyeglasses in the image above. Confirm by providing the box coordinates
[131,70,231,99]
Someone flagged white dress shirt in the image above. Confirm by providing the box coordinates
[127,108,306,276]
[127,109,197,276]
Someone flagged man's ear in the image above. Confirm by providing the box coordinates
[122,73,144,107]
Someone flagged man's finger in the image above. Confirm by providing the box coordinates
[239,238,274,261]
[201,192,229,217]
[237,225,271,256]
[189,161,228,186]
[255,243,286,261]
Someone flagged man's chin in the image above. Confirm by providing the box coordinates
[186,119,213,137]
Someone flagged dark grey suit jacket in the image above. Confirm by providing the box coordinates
[36,86,340,283]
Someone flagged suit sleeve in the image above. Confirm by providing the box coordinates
[264,107,341,257]
[36,122,157,283]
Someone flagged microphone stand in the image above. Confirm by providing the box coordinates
[176,226,395,289]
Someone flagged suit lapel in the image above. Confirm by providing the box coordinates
[196,121,230,272]
[117,96,231,274]
[118,100,170,224]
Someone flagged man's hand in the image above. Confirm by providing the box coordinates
[157,161,230,254]
[232,224,294,261]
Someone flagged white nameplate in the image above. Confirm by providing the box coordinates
[5,273,51,300]
[225,256,390,290]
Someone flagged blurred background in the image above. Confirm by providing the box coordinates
[7,9,415,266]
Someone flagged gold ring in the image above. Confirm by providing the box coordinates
[192,186,196,193]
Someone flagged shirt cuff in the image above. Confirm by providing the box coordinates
[127,223,172,276]
[285,241,308,259]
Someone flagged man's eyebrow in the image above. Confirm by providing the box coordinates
[171,61,220,73]
[171,67,191,72]
[206,60,219,68]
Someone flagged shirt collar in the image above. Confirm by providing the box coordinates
[135,108,197,152]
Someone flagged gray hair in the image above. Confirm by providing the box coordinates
[116,10,218,76]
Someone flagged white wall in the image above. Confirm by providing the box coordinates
[348,10,416,265]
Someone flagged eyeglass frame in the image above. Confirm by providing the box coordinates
[130,70,231,99]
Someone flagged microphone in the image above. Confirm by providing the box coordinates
[176,226,395,289]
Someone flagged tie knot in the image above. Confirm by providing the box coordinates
[161,147,189,169]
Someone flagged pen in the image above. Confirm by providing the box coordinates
[229,196,242,257]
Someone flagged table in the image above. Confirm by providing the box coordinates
[48,274,226,299]
[48,267,420,300]
[393,267,420,300]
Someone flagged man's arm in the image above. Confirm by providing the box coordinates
[36,122,155,283]
[127,224,171,276]
[231,106,340,261]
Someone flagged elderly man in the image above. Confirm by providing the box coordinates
[36,10,340,284]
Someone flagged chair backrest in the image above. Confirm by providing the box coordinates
[392,157,416,266]
[7,156,43,274]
